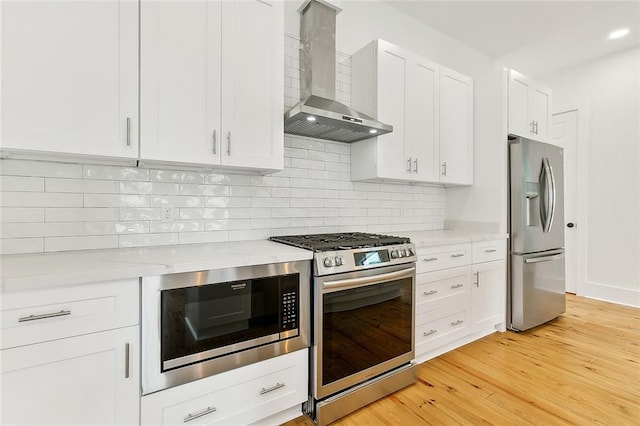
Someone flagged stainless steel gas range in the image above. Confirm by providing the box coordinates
[270,232,418,425]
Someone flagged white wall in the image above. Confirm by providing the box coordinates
[285,0,494,77]
[541,47,640,307]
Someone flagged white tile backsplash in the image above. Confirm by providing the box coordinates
[0,34,445,254]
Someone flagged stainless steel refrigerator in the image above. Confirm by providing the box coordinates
[508,136,566,331]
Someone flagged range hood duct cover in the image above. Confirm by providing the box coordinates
[284,0,392,143]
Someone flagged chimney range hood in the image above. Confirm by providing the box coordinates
[284,0,392,143]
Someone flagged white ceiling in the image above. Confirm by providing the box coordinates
[385,0,640,77]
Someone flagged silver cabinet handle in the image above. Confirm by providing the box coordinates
[212,130,217,154]
[450,283,463,289]
[407,157,412,172]
[484,249,497,253]
[534,121,539,134]
[413,158,418,173]
[450,253,465,258]
[530,120,535,133]
[451,319,464,326]
[423,289,438,296]
[19,310,71,322]
[423,329,437,337]
[474,271,479,287]
[126,117,131,146]
[260,382,285,395]
[184,407,217,423]
[442,161,447,176]
[226,131,231,155]
[125,343,130,379]
[423,257,438,262]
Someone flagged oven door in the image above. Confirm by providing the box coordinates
[313,263,415,399]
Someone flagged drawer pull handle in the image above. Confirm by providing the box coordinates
[423,257,438,262]
[125,343,130,379]
[18,310,71,322]
[423,329,438,337]
[450,283,464,289]
[451,319,464,326]
[450,253,465,258]
[184,406,216,423]
[484,249,497,253]
[260,382,285,395]
[423,289,438,296]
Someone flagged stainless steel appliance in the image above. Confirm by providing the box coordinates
[508,136,566,331]
[284,0,392,142]
[141,261,310,395]
[270,233,417,425]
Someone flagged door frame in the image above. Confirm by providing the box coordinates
[552,103,589,297]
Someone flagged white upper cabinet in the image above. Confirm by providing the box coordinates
[439,66,474,185]
[140,0,283,172]
[351,39,472,186]
[508,69,552,141]
[1,0,139,160]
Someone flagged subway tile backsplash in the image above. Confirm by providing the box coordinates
[0,35,444,254]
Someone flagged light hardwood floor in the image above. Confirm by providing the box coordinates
[286,294,640,425]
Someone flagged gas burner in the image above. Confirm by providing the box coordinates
[269,232,410,252]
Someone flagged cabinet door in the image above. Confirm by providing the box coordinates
[1,1,138,159]
[220,0,283,171]
[1,326,139,425]
[507,69,532,137]
[140,0,222,165]
[472,260,506,333]
[407,57,439,182]
[375,41,409,180]
[531,84,551,140]
[439,67,473,185]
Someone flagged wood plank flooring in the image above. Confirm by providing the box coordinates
[285,294,640,425]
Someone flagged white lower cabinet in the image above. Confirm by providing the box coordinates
[414,239,506,363]
[472,260,506,333]
[1,326,139,425]
[141,348,308,426]
[415,266,472,356]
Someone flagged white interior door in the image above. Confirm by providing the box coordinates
[551,110,578,294]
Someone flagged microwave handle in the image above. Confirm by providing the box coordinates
[323,267,415,291]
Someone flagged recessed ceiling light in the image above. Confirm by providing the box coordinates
[609,28,630,39]
[306,116,316,121]
[369,129,378,134]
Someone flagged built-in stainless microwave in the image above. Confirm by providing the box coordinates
[141,261,310,395]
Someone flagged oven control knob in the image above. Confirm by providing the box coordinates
[408,248,415,257]
[323,257,334,268]
[390,250,399,259]
[335,256,343,266]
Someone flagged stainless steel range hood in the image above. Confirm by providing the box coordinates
[284,0,392,143]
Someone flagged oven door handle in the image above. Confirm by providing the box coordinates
[323,267,416,290]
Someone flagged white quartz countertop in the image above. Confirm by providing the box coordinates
[0,231,506,292]
[0,240,312,291]
[402,229,508,249]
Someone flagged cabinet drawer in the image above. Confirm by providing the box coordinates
[141,349,308,426]
[1,279,139,349]
[416,266,471,315]
[416,243,471,273]
[416,309,470,350]
[472,240,506,264]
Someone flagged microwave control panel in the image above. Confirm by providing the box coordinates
[280,275,299,332]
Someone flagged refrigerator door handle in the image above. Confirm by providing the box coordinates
[539,158,556,233]
[524,252,565,264]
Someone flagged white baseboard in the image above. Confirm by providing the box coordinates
[581,281,640,308]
